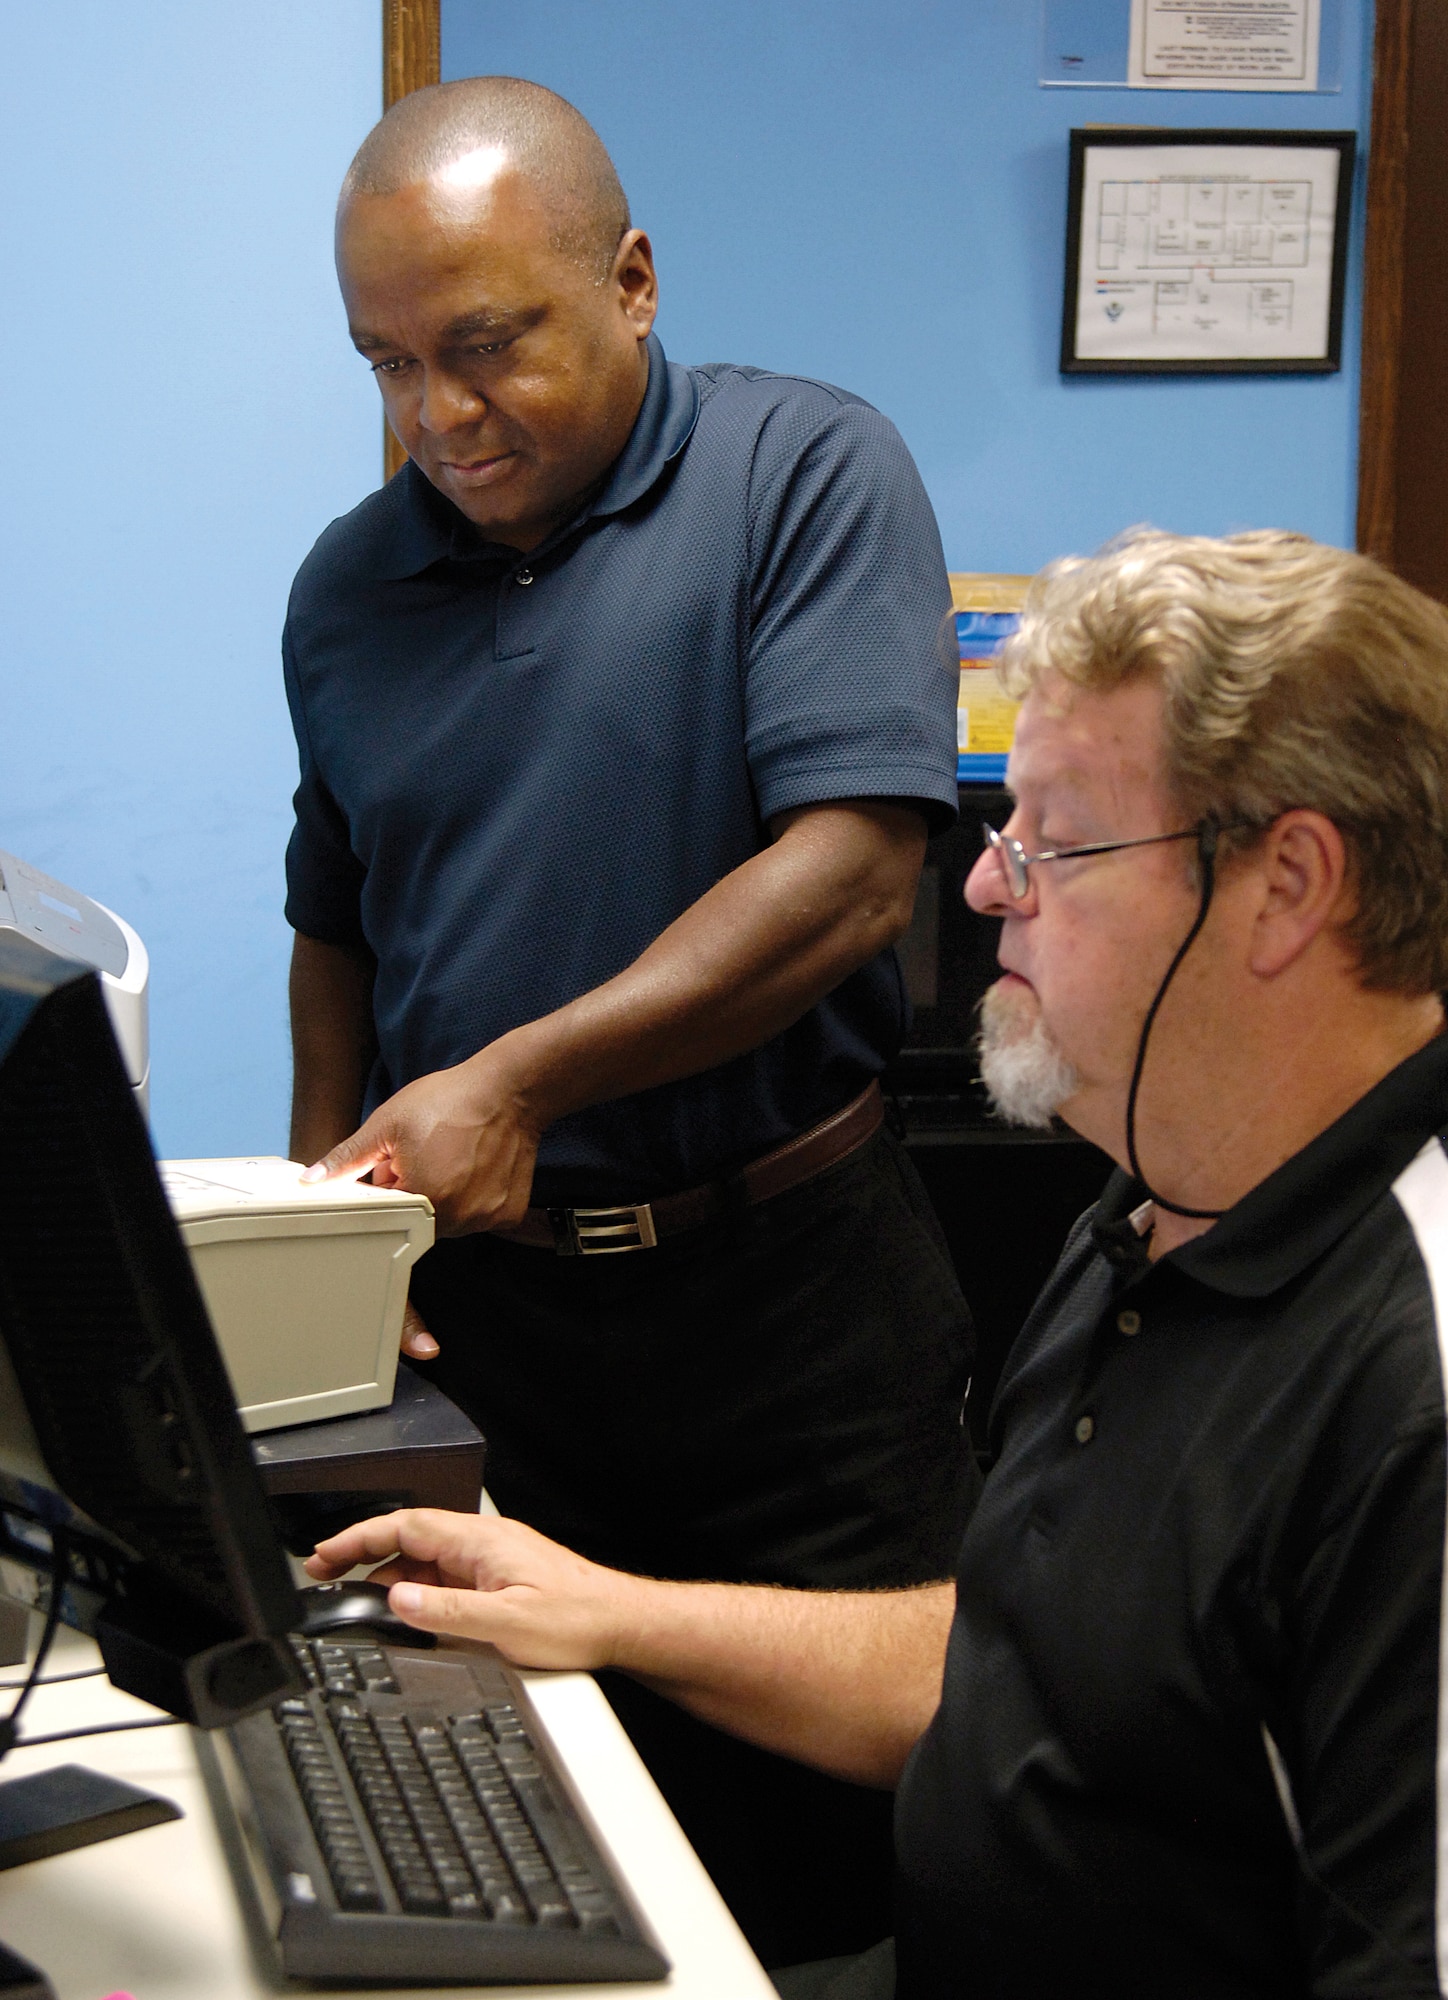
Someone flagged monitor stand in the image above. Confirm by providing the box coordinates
[0,1767,171,1996]
[0,1764,181,1872]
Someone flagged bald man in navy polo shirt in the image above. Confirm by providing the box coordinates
[285,78,973,1964]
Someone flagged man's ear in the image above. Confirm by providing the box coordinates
[1246,811,1352,978]
[613,229,658,336]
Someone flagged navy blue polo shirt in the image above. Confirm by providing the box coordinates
[283,334,956,1202]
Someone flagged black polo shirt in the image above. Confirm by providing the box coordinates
[895,1033,1448,1998]
[282,335,957,1203]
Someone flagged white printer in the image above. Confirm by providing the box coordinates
[0,848,149,1111]
[161,1158,435,1434]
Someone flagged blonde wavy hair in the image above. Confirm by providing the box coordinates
[997,529,1448,996]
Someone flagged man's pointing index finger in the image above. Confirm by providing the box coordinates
[300,1121,385,1184]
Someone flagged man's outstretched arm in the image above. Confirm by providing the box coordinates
[300,799,928,1233]
[305,1510,954,1789]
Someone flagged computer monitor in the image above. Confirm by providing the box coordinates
[0,931,303,1730]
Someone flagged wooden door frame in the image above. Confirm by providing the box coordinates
[1356,0,1411,566]
[1357,0,1448,600]
[384,0,440,112]
[380,1,441,479]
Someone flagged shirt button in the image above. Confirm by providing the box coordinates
[514,567,534,586]
[1074,1415,1095,1445]
[1116,1309,1142,1337]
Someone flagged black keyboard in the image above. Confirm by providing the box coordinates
[199,1633,671,1985]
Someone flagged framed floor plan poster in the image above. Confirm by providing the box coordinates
[1061,128,1355,374]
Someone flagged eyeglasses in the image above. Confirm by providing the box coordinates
[982,820,1207,901]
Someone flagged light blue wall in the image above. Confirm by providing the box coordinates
[0,2,380,1158]
[444,0,1372,569]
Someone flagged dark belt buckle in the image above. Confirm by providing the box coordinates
[549,1203,659,1256]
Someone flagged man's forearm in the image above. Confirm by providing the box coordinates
[306,1509,954,1789]
[491,799,927,1131]
[613,1574,956,1788]
[289,933,378,1161]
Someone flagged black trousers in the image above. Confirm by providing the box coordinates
[410,1128,975,1967]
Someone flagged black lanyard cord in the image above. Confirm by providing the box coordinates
[1124,821,1228,1222]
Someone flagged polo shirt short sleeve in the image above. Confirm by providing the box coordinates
[282,337,957,1200]
[735,382,960,822]
[893,1033,1448,1999]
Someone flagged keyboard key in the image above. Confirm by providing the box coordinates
[483,1703,529,1741]
[572,1893,621,1932]
[337,1876,384,1912]
[399,1879,447,1916]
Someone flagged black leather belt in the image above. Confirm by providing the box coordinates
[493,1080,885,1256]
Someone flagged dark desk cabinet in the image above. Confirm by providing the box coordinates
[252,1364,486,1553]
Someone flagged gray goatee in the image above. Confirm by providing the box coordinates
[977,981,1079,1129]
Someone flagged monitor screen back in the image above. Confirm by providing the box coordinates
[0,934,299,1645]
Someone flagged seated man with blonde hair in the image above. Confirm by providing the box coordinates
[308,530,1448,1999]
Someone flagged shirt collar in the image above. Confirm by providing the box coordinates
[374,332,699,581]
[1090,1030,1448,1299]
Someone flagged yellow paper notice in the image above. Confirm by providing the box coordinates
[958,667,1020,755]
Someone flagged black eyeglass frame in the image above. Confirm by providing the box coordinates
[982,821,1208,901]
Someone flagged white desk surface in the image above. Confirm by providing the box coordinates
[0,1627,777,2000]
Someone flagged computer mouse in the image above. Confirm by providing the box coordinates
[296,1579,437,1649]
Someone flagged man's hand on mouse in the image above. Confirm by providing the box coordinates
[304,1510,638,1670]
[301,1045,543,1236]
